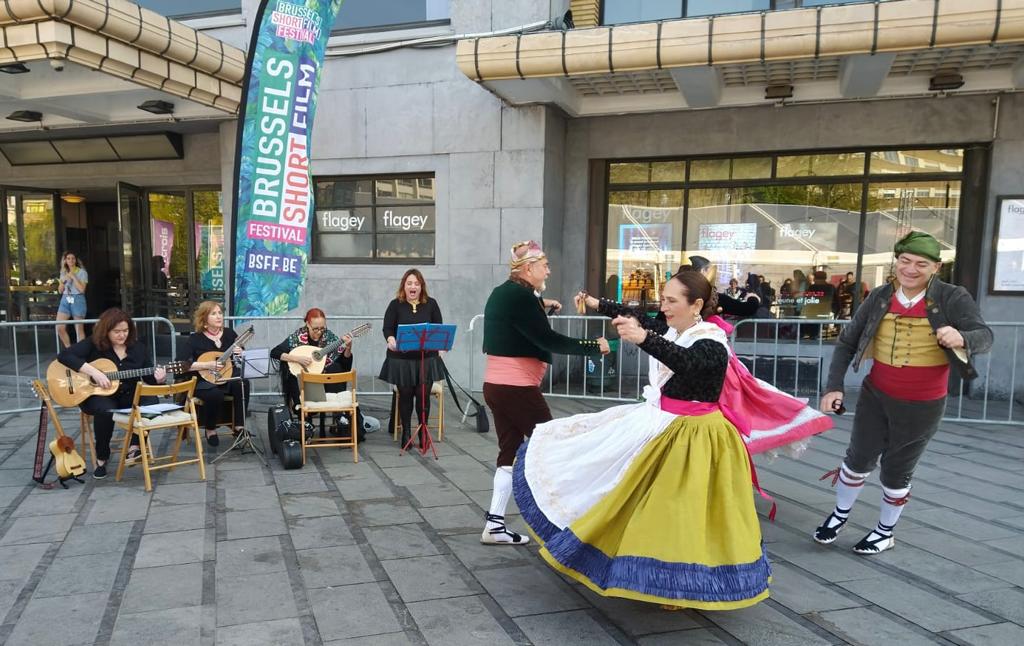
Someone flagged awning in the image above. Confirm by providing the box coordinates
[0,0,245,114]
[456,0,1024,116]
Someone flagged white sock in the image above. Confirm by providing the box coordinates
[876,485,911,535]
[486,466,513,525]
[833,464,870,520]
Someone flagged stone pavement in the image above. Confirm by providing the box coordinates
[1,394,1023,646]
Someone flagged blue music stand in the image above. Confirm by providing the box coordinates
[396,323,456,458]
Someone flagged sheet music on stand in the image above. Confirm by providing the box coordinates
[396,323,456,459]
[241,348,271,379]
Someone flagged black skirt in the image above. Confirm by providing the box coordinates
[378,355,445,387]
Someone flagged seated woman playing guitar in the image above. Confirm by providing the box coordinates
[56,308,166,479]
[178,301,245,446]
[271,308,361,436]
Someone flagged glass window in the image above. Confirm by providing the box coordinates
[137,1,241,18]
[603,0,682,25]
[686,184,863,319]
[690,157,771,182]
[148,192,191,320]
[193,191,225,301]
[605,190,684,308]
[687,1,771,17]
[314,175,435,262]
[610,163,652,184]
[870,149,964,174]
[332,0,449,33]
[777,153,866,178]
[863,181,960,291]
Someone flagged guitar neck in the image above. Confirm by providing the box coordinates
[218,327,255,362]
[102,366,157,381]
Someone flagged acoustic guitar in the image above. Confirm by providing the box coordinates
[286,323,372,376]
[197,325,256,383]
[46,358,191,408]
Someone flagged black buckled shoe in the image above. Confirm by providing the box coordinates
[813,511,848,544]
[853,531,895,555]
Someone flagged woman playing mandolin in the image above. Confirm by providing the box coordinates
[179,301,245,446]
[271,308,356,433]
[56,308,165,479]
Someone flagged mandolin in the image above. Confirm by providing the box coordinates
[197,325,255,383]
[286,323,372,376]
[50,435,86,480]
[46,359,191,408]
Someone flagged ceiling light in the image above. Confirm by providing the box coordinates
[6,110,42,122]
[0,63,29,74]
[765,85,794,100]
[137,100,175,115]
[61,193,86,204]
[929,73,964,92]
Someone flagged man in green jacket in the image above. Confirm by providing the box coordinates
[480,241,609,545]
[814,231,993,555]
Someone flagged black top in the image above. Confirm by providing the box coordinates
[382,297,443,359]
[270,327,353,372]
[178,328,240,382]
[57,339,156,395]
[597,298,728,402]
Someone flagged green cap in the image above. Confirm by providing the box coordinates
[894,231,941,262]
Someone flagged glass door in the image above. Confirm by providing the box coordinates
[1,186,59,322]
[117,182,146,315]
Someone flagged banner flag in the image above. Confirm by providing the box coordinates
[230,0,344,317]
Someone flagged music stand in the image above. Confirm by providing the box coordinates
[211,349,269,466]
[396,323,455,459]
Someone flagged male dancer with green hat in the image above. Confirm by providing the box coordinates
[814,231,992,554]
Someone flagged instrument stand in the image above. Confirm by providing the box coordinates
[395,323,456,460]
[210,375,268,466]
[35,456,84,489]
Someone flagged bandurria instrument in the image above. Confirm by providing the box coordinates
[285,323,372,376]
[30,380,86,488]
[198,325,256,383]
[46,359,191,408]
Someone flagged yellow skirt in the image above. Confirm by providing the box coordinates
[514,411,770,610]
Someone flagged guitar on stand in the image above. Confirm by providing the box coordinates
[285,323,372,376]
[45,359,191,408]
[395,323,457,459]
[30,380,86,489]
[198,325,255,383]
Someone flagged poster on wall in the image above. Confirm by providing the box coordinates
[991,196,1024,293]
[230,0,345,317]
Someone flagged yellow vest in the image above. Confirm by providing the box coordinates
[873,313,948,367]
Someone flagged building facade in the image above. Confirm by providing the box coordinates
[2,0,1023,389]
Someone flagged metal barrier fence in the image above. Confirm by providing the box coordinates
[467,315,1023,426]
[224,315,390,400]
[0,317,177,415]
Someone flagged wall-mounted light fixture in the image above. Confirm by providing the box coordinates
[61,193,86,204]
[137,100,175,115]
[928,74,964,92]
[6,110,42,122]
[0,63,30,74]
[765,85,794,100]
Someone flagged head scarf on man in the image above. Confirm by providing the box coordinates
[510,241,545,271]
[894,231,942,262]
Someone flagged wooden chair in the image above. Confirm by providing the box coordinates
[298,371,359,464]
[80,411,146,470]
[114,378,205,492]
[391,381,445,442]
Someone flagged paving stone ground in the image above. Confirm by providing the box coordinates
[1,393,1022,645]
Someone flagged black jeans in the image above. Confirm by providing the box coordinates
[395,385,431,443]
[194,379,245,430]
[79,391,156,461]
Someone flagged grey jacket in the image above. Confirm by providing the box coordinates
[825,278,993,394]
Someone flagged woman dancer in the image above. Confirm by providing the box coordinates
[514,271,770,610]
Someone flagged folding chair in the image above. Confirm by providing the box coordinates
[114,378,205,492]
[391,381,445,442]
[298,371,359,464]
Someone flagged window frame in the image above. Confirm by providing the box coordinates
[600,1,891,25]
[329,0,451,36]
[312,173,437,265]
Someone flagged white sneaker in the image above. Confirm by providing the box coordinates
[480,513,530,546]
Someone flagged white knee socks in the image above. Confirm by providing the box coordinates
[832,463,871,521]
[876,485,911,536]
[487,466,513,521]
